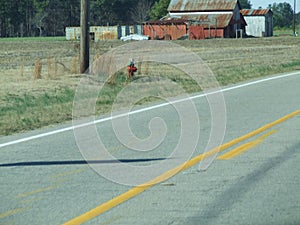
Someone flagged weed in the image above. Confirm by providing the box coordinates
[20,57,24,77]
[71,56,79,74]
[47,57,51,79]
[34,59,42,79]
[53,57,57,79]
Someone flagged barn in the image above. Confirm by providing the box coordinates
[143,0,247,40]
[178,13,245,39]
[241,9,273,37]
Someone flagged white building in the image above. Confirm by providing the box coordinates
[241,9,273,37]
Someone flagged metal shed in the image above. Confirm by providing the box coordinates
[241,9,273,37]
[65,25,143,41]
[90,26,119,41]
[65,27,81,40]
[66,26,118,41]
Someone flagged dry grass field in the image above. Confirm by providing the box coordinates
[0,36,299,136]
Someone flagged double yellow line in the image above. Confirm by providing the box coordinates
[63,109,300,225]
[218,130,277,160]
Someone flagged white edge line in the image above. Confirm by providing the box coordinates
[1,71,299,149]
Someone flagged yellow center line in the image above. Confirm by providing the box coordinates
[62,109,300,225]
[218,130,278,160]
[0,208,28,219]
[17,186,56,199]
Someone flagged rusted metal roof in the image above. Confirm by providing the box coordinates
[179,14,234,28]
[161,13,235,28]
[168,0,239,12]
[240,9,272,16]
[143,14,233,28]
[143,18,187,25]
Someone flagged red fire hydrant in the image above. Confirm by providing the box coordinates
[127,59,137,79]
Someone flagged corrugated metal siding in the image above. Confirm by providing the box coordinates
[144,19,187,25]
[168,0,237,12]
[204,28,224,38]
[118,25,143,37]
[143,22,225,40]
[66,25,143,41]
[244,16,265,37]
[179,14,233,28]
[136,25,143,35]
[65,27,81,40]
[143,24,187,40]
[119,26,127,38]
[189,25,205,39]
[125,26,130,35]
[90,26,119,41]
[266,15,273,37]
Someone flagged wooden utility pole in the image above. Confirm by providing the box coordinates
[293,0,296,36]
[80,0,90,73]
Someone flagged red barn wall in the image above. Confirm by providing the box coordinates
[189,25,205,40]
[204,28,224,38]
[143,24,187,40]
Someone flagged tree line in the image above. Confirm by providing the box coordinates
[270,2,299,29]
[0,0,298,38]
[0,0,160,37]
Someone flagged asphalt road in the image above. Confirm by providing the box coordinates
[0,71,300,225]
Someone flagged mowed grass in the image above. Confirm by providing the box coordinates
[0,36,299,136]
[273,27,300,37]
[178,36,300,85]
[0,36,66,42]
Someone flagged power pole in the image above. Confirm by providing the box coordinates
[80,0,90,73]
[293,0,296,36]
